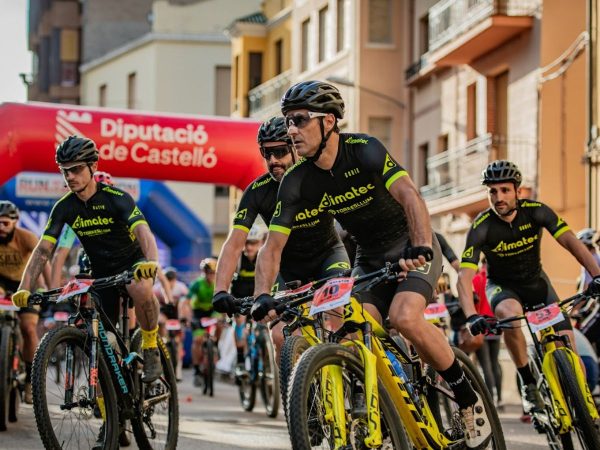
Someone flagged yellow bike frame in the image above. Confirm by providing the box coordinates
[319,296,460,449]
[537,326,599,434]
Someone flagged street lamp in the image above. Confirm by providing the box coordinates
[326,76,406,110]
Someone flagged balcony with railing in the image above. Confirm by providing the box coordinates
[248,70,292,120]
[420,133,494,203]
[406,0,537,83]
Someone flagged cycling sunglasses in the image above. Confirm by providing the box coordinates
[59,163,88,176]
[260,144,292,160]
[0,220,14,228]
[285,111,328,129]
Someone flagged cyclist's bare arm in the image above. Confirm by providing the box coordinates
[19,239,55,292]
[557,230,600,278]
[457,266,478,317]
[387,175,432,269]
[156,267,173,303]
[50,246,70,288]
[133,223,159,262]
[215,228,247,293]
[253,231,288,296]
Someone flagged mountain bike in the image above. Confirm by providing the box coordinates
[0,296,25,431]
[28,271,178,450]
[486,293,600,449]
[286,262,505,449]
[236,320,279,418]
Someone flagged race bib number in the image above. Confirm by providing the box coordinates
[166,319,181,331]
[200,317,218,328]
[424,303,449,321]
[0,298,18,312]
[57,279,94,303]
[309,277,354,316]
[53,311,70,322]
[526,303,565,333]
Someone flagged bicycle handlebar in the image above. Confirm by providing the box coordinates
[484,292,589,333]
[28,270,135,306]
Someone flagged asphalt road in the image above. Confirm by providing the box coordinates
[1,370,551,449]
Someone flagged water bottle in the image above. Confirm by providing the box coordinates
[385,350,419,404]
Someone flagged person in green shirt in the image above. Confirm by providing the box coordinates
[186,258,217,386]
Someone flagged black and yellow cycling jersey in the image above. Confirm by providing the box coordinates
[230,252,256,298]
[269,133,410,252]
[232,171,342,265]
[268,133,441,312]
[460,199,570,283]
[42,183,146,276]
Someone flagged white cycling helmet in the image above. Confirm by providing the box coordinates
[577,228,597,246]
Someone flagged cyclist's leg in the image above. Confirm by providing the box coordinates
[269,272,296,363]
[487,337,503,403]
[18,308,39,404]
[488,282,527,367]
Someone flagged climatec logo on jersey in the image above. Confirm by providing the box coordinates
[235,209,247,221]
[273,201,282,218]
[491,235,539,253]
[462,246,474,259]
[128,206,143,220]
[252,177,271,190]
[383,154,397,176]
[318,184,376,210]
[345,137,368,145]
[72,215,115,229]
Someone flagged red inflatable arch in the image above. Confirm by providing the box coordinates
[0,102,265,190]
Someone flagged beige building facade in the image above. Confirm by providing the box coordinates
[80,0,261,253]
[230,0,408,165]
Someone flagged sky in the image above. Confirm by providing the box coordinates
[0,0,31,103]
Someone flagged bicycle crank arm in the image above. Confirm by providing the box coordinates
[143,392,171,409]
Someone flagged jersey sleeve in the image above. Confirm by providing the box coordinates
[356,136,408,190]
[268,173,302,236]
[232,186,260,233]
[112,190,148,232]
[532,202,570,239]
[436,232,458,263]
[42,198,69,245]
[459,217,487,271]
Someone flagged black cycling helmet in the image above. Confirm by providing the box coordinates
[257,117,291,145]
[55,136,99,165]
[0,201,18,219]
[281,80,345,119]
[481,160,522,187]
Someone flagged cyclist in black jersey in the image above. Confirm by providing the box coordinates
[457,159,600,414]
[212,116,350,359]
[12,136,164,383]
[249,80,490,448]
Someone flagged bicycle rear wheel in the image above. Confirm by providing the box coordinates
[131,330,179,450]
[258,329,279,418]
[279,335,311,423]
[32,326,119,450]
[238,350,257,412]
[428,347,506,449]
[554,349,600,449]
[288,343,409,449]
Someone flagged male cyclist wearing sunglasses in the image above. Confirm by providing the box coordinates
[212,116,350,359]
[12,136,164,384]
[250,80,491,448]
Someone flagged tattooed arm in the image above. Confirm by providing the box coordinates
[19,239,56,292]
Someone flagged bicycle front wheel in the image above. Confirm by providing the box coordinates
[131,330,179,450]
[0,325,13,431]
[554,349,600,449]
[258,329,279,418]
[280,335,311,423]
[32,326,119,450]
[288,343,409,450]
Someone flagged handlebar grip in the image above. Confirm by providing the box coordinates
[274,301,287,316]
[28,293,43,306]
